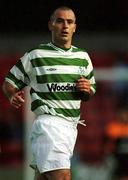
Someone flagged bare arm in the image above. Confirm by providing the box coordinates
[2,81,25,109]
[76,76,94,100]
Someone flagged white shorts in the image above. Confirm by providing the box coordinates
[30,114,78,173]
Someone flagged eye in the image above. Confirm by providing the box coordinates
[56,18,64,23]
[67,19,74,24]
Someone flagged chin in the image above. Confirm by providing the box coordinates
[60,37,68,43]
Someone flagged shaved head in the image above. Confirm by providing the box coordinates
[50,6,76,22]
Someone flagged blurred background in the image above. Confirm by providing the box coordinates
[0,0,128,180]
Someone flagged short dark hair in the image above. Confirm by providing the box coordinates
[50,6,76,22]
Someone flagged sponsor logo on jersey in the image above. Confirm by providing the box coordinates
[47,83,76,92]
[46,68,57,71]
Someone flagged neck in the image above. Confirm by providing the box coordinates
[52,39,71,49]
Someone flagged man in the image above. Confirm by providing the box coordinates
[2,6,96,180]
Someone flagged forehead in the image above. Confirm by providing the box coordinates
[54,10,76,20]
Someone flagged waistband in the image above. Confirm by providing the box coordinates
[36,114,86,127]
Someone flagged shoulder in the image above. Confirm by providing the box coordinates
[72,45,87,52]
[72,45,91,59]
[72,45,90,56]
[27,43,53,53]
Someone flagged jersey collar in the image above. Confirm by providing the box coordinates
[49,42,72,52]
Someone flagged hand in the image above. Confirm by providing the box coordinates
[10,90,25,109]
[76,76,92,95]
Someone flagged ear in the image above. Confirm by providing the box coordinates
[73,24,77,33]
[48,21,53,31]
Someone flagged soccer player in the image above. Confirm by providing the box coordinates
[2,6,96,180]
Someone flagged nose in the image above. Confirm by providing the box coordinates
[63,20,68,28]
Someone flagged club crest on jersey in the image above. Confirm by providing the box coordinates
[47,83,76,92]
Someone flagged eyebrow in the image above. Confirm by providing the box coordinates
[56,17,75,22]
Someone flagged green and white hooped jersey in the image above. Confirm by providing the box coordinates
[5,42,96,122]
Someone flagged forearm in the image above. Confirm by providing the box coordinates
[79,88,94,101]
[2,81,25,108]
[2,81,19,100]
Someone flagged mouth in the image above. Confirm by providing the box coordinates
[61,31,68,36]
